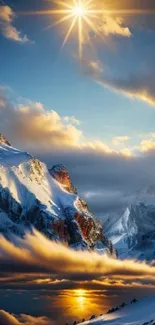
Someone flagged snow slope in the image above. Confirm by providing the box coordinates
[80,296,155,325]
[0,142,77,219]
[104,204,155,260]
[0,137,115,254]
[0,142,77,238]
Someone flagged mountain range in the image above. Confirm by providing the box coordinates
[0,133,116,256]
[104,203,155,260]
[0,132,155,261]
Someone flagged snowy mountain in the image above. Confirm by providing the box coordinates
[0,133,116,255]
[104,203,155,260]
[79,296,155,325]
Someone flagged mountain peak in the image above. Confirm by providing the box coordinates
[0,133,11,146]
[49,164,77,194]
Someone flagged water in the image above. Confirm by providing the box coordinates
[0,288,154,324]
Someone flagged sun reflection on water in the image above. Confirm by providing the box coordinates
[51,289,109,323]
[74,289,86,309]
[46,289,116,324]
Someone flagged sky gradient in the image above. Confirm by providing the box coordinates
[1,0,155,217]
[1,0,155,151]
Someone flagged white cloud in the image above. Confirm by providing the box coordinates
[64,115,82,125]
[112,136,130,146]
[99,16,131,37]
[0,5,29,42]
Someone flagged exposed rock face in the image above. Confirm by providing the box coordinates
[49,164,77,194]
[49,164,117,255]
[0,133,11,146]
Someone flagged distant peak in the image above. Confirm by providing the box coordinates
[49,164,77,194]
[0,133,11,146]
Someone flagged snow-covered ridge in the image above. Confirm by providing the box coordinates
[0,135,116,255]
[104,203,155,260]
[79,296,155,325]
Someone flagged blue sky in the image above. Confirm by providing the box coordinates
[1,0,155,152]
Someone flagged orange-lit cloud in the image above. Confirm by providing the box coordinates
[0,89,121,155]
[140,139,155,152]
[0,310,54,325]
[99,16,131,37]
[0,230,155,282]
[0,5,29,43]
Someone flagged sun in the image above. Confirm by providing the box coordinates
[20,3,155,60]
[42,0,104,59]
[75,289,86,306]
[72,5,86,17]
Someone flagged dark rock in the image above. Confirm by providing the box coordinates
[0,133,11,146]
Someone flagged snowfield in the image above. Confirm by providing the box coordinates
[0,142,77,221]
[80,296,155,325]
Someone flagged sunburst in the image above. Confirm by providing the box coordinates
[45,0,104,59]
[19,1,155,59]
[20,0,104,59]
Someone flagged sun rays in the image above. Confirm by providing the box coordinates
[45,0,105,59]
[18,0,155,59]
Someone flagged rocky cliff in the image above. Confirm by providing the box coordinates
[0,134,116,256]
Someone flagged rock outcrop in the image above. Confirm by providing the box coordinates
[50,164,117,255]
[0,133,11,146]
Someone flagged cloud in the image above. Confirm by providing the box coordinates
[140,139,155,152]
[1,230,155,282]
[1,89,155,216]
[102,74,155,106]
[0,93,82,149]
[0,229,155,302]
[64,116,82,126]
[112,136,130,146]
[86,60,155,106]
[0,5,29,42]
[0,310,53,325]
[38,147,155,216]
[0,89,115,154]
[98,16,131,37]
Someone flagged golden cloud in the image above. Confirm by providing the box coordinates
[0,310,53,325]
[99,16,131,37]
[0,5,29,42]
[0,230,155,281]
[140,139,155,152]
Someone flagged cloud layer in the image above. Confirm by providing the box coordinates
[86,60,155,106]
[0,91,82,149]
[0,230,155,281]
[0,310,53,325]
[0,5,29,42]
[1,89,155,216]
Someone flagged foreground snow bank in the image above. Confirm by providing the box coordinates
[80,296,155,325]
